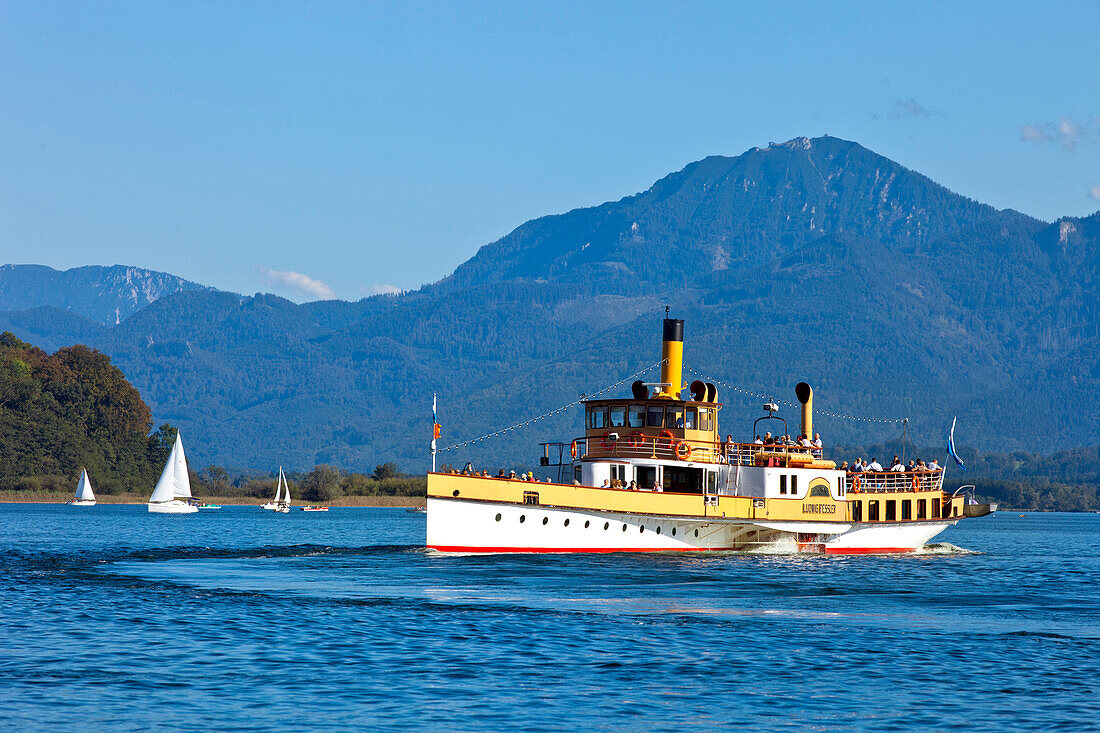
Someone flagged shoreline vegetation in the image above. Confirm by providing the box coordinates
[0,491,423,507]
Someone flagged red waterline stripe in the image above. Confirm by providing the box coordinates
[427,545,708,554]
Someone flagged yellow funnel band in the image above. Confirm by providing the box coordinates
[660,340,683,399]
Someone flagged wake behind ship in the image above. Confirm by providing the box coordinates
[427,317,993,553]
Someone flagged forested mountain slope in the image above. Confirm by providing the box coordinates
[2,137,1098,472]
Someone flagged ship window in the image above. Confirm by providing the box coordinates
[779,475,787,495]
[930,498,941,519]
[809,484,830,498]
[584,520,590,528]
[609,406,626,428]
[901,500,912,520]
[852,502,863,522]
[868,501,880,521]
[495,513,502,522]
[622,524,628,532]
[628,405,646,428]
[694,529,699,537]
[603,522,610,530]
[698,408,714,432]
[656,526,662,535]
[885,500,896,521]
[671,528,676,536]
[520,515,526,523]
[791,475,798,495]
[542,517,549,525]
[917,500,926,519]
[639,525,644,533]
[646,406,664,427]
[564,518,570,527]
[588,407,607,429]
[684,408,696,430]
[666,407,684,428]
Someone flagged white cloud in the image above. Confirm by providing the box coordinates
[887,98,942,119]
[1089,185,1100,202]
[254,265,337,301]
[359,283,404,297]
[1020,116,1097,150]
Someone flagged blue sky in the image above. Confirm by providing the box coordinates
[1,1,1098,301]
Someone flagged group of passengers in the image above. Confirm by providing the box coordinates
[452,463,552,482]
[842,455,941,472]
[598,478,663,492]
[749,431,823,448]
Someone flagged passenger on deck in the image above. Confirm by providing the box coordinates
[890,458,905,471]
[463,461,473,475]
[867,458,883,472]
[928,459,941,470]
[812,433,823,448]
[839,461,849,470]
[907,460,916,472]
[509,469,516,479]
[783,434,795,446]
[601,479,610,488]
[851,458,866,472]
[627,480,638,491]
[916,459,927,470]
[652,480,663,493]
[497,469,506,478]
[753,435,763,445]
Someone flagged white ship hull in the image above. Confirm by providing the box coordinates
[68,499,96,507]
[148,500,198,514]
[426,497,956,554]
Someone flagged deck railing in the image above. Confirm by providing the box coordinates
[573,436,825,465]
[845,470,944,493]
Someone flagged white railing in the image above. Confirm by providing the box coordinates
[845,470,944,494]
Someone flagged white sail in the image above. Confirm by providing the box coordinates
[149,433,191,503]
[273,468,284,504]
[75,469,95,502]
[282,471,291,506]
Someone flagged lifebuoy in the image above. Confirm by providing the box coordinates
[570,440,579,460]
[852,474,862,492]
[658,429,675,446]
[627,431,645,449]
[910,473,919,491]
[675,441,691,460]
[601,432,618,450]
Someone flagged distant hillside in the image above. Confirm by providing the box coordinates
[2,137,1098,472]
[0,332,175,493]
[0,264,211,325]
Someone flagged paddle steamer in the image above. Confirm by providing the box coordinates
[426,317,993,553]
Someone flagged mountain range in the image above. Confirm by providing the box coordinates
[2,136,1098,473]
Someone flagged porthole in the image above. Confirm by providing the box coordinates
[604,522,610,530]
[694,529,699,537]
[520,515,526,523]
[564,518,570,527]
[542,517,549,525]
[639,526,644,533]
[656,527,662,535]
[585,520,591,529]
[622,524,628,532]
[452,490,460,497]
[495,513,502,522]
[671,528,676,536]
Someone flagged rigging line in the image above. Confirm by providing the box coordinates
[437,359,666,453]
[683,365,908,425]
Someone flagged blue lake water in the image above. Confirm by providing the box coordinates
[0,504,1097,731]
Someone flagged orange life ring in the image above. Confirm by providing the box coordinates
[910,473,919,491]
[852,474,862,492]
[675,441,691,460]
[570,440,579,460]
[658,429,675,446]
[601,432,618,450]
[627,431,645,449]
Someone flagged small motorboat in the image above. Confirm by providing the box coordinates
[299,505,329,512]
[197,502,222,509]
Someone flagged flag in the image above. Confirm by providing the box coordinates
[947,416,966,471]
[431,393,441,444]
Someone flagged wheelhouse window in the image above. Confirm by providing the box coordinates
[901,500,912,520]
[666,407,684,428]
[698,408,714,432]
[779,475,787,495]
[628,405,646,428]
[791,475,798,496]
[917,499,927,519]
[587,407,607,429]
[930,498,941,519]
[609,406,626,428]
[868,500,880,521]
[684,408,696,430]
[885,500,896,521]
[852,501,863,521]
[646,406,664,427]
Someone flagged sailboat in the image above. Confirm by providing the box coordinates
[148,433,198,514]
[262,468,291,513]
[68,469,96,506]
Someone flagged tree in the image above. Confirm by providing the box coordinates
[300,465,343,502]
[371,462,400,481]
